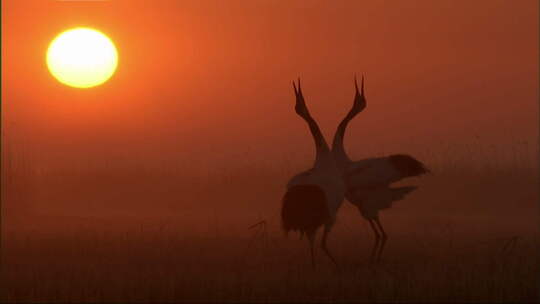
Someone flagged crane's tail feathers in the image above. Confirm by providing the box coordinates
[388,154,430,177]
[281,185,329,235]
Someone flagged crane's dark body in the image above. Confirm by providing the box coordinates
[281,185,329,235]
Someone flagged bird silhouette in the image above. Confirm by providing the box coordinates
[281,79,346,269]
[331,76,429,263]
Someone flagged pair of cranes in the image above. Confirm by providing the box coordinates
[281,77,429,267]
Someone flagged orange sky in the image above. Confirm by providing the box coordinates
[2,0,538,171]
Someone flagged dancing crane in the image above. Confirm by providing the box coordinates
[281,79,346,268]
[332,76,429,262]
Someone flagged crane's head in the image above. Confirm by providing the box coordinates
[293,78,310,119]
[350,75,367,116]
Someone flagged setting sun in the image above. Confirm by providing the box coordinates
[46,27,118,88]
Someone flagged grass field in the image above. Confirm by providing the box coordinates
[1,220,538,303]
[1,142,539,302]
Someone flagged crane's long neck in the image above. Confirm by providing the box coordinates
[332,111,355,167]
[303,114,331,167]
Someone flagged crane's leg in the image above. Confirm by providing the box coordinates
[368,219,381,263]
[307,231,316,269]
[321,224,340,270]
[374,218,387,263]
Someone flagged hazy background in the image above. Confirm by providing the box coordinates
[2,1,539,302]
[1,0,538,233]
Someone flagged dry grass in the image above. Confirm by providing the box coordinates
[1,139,539,302]
[1,223,538,303]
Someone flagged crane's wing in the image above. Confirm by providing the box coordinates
[350,186,418,218]
[345,154,429,188]
[366,186,418,208]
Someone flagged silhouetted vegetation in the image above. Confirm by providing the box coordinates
[1,138,538,302]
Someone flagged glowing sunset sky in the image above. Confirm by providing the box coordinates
[2,0,538,171]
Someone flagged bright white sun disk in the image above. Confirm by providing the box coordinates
[47,27,118,88]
